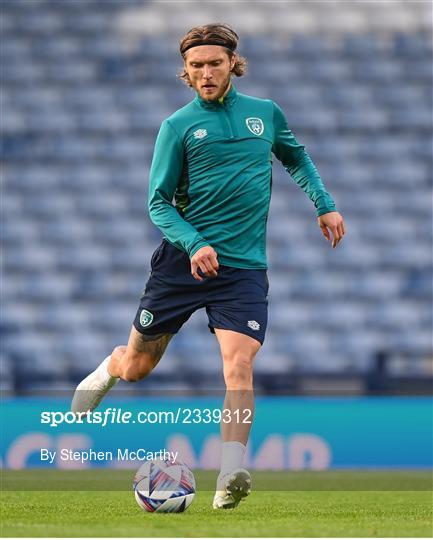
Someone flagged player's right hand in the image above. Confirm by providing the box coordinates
[190,245,219,281]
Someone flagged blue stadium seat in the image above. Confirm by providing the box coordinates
[389,107,433,130]
[393,32,433,57]
[6,246,56,271]
[343,34,388,57]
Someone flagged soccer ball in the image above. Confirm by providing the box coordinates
[133,457,196,513]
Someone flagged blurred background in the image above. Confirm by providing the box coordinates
[2,0,432,395]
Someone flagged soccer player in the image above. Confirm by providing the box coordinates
[72,23,345,509]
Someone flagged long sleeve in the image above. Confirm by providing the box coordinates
[148,120,209,257]
[271,102,336,216]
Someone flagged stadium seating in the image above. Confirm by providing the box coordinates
[2,0,432,392]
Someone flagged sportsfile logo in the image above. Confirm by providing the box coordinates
[40,407,253,427]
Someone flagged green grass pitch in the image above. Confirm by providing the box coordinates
[1,470,432,537]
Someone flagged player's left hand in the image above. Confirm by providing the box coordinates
[318,211,346,248]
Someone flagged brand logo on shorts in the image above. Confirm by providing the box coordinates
[246,118,264,136]
[140,309,154,328]
[194,128,207,139]
[247,320,260,331]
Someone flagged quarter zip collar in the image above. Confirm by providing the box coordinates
[195,84,238,110]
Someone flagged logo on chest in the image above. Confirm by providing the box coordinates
[193,128,208,139]
[246,117,264,136]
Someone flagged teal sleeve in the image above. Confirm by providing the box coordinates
[271,102,337,217]
[148,120,209,258]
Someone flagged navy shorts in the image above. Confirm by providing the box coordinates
[133,240,269,344]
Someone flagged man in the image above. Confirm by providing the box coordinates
[72,23,345,509]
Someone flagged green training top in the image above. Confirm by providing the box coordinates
[148,84,336,269]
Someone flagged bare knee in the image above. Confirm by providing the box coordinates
[112,345,127,360]
[120,353,155,382]
[109,346,155,382]
[223,353,254,389]
[112,329,172,382]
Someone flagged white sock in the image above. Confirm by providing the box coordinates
[72,355,119,414]
[94,355,118,384]
[216,441,246,491]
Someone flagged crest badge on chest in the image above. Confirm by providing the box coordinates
[246,117,264,136]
